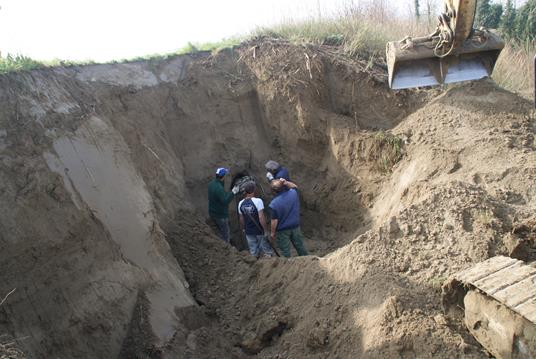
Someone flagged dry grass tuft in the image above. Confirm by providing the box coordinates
[254,4,533,98]
[360,131,404,173]
[493,42,535,100]
[0,339,25,359]
[253,5,435,59]
[0,290,25,359]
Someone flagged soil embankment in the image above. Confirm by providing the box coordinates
[0,39,534,358]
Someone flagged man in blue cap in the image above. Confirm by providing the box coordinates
[208,167,239,243]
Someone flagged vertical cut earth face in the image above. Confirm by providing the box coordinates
[0,40,535,358]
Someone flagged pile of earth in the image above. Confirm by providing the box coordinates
[0,38,534,358]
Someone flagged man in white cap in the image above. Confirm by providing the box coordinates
[208,167,239,243]
[265,160,290,182]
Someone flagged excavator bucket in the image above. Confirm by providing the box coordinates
[387,31,505,90]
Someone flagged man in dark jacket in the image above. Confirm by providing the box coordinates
[265,160,290,182]
[208,167,239,243]
[269,178,308,257]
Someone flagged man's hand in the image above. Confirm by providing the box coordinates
[282,179,298,189]
[270,219,278,244]
[266,172,274,181]
[232,185,240,195]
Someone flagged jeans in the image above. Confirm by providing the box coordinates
[245,234,274,257]
[276,227,308,258]
[211,216,230,243]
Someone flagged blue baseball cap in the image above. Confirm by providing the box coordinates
[215,167,229,177]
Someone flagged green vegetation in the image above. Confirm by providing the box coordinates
[0,37,242,74]
[375,131,404,173]
[513,0,536,41]
[478,0,536,42]
[0,54,44,74]
[476,0,503,29]
[500,0,517,39]
[176,38,243,54]
[0,2,533,99]
[361,131,404,173]
[493,42,534,98]
[475,208,495,227]
[252,3,533,99]
[126,37,243,62]
[473,0,536,98]
[253,11,430,58]
[0,55,103,74]
[429,276,447,291]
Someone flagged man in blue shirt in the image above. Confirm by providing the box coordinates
[238,182,274,258]
[269,179,308,257]
[265,160,290,182]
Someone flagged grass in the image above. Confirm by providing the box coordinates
[0,4,431,74]
[0,4,532,100]
[361,131,404,173]
[0,55,101,74]
[126,37,243,62]
[0,54,45,74]
[254,18,389,57]
[0,37,243,75]
[176,38,243,54]
[251,5,533,99]
[475,209,495,227]
[493,41,535,99]
[253,7,433,59]
[0,340,25,359]
[0,289,25,359]
[429,275,447,291]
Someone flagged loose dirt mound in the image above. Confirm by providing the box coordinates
[0,38,534,358]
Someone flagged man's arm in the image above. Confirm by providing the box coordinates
[277,167,290,181]
[270,218,278,243]
[217,184,235,205]
[239,214,245,232]
[281,179,298,190]
[258,209,269,234]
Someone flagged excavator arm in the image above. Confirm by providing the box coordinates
[449,0,477,48]
[387,0,504,90]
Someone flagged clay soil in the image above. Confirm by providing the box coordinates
[0,38,535,358]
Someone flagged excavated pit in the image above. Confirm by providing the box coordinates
[1,39,535,358]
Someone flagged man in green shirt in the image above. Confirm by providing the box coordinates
[208,167,239,243]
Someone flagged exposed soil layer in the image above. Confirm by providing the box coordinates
[0,39,535,358]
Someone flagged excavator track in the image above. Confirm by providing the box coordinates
[443,256,536,358]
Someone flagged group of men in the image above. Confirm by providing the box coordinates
[207,160,308,258]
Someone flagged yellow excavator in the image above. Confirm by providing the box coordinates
[386,0,505,89]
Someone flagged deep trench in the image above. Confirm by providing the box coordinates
[0,44,427,358]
